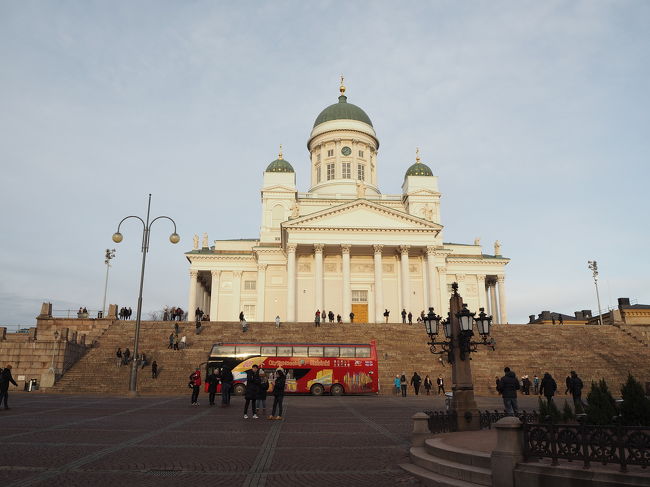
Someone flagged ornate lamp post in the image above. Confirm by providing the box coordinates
[587,260,604,326]
[112,194,180,395]
[101,248,116,317]
[424,282,495,431]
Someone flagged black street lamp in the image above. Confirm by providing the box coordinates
[112,194,180,395]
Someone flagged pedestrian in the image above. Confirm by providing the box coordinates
[410,372,421,395]
[151,361,158,379]
[400,373,407,397]
[174,322,179,335]
[533,375,540,395]
[195,320,201,334]
[349,312,354,323]
[314,310,320,327]
[270,368,286,420]
[437,376,445,395]
[275,315,281,328]
[522,375,531,395]
[336,314,342,323]
[115,347,122,367]
[221,367,233,406]
[239,311,245,325]
[424,375,433,395]
[569,371,584,409]
[0,364,18,410]
[565,375,572,395]
[168,333,174,349]
[539,372,557,404]
[140,352,148,369]
[180,335,187,349]
[384,309,390,323]
[123,348,131,365]
[256,369,269,416]
[393,375,401,395]
[189,368,201,406]
[328,310,334,323]
[173,337,179,350]
[497,367,520,416]
[401,309,407,324]
[206,369,219,406]
[244,365,260,419]
[407,312,413,325]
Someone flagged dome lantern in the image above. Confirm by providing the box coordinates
[405,147,434,177]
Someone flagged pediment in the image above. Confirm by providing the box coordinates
[262,184,297,193]
[283,199,442,231]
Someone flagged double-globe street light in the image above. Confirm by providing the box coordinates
[588,260,604,326]
[423,282,495,430]
[112,194,180,395]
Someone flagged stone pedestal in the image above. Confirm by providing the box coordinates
[107,304,118,319]
[37,302,53,319]
[490,416,523,487]
[411,412,432,446]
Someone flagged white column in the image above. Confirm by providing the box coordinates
[232,271,242,321]
[202,290,209,314]
[342,244,352,323]
[286,244,297,322]
[400,245,411,314]
[257,264,267,321]
[476,275,486,311]
[373,244,383,323]
[497,275,507,324]
[188,270,198,322]
[490,280,499,323]
[210,270,220,321]
[426,246,437,311]
[314,244,324,313]
[437,265,447,316]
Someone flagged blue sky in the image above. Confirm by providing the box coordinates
[1,1,648,326]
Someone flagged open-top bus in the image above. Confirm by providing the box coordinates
[206,340,379,395]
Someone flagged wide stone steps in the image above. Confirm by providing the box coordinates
[399,463,485,487]
[410,446,491,486]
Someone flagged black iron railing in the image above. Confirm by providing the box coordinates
[425,409,538,433]
[523,422,650,472]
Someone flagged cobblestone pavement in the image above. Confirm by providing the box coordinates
[0,393,543,487]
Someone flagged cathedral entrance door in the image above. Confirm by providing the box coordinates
[351,290,369,323]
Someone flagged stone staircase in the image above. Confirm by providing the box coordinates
[401,436,492,486]
[50,321,650,396]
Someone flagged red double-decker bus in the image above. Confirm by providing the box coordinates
[206,340,379,395]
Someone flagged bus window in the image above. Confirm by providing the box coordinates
[340,347,355,358]
[308,346,324,357]
[292,346,308,356]
[236,345,261,357]
[211,345,236,357]
[261,346,277,356]
[277,346,292,356]
[324,346,339,357]
[356,347,371,358]
[286,369,310,380]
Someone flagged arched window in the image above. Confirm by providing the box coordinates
[271,205,284,227]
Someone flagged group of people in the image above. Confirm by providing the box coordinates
[163,307,185,321]
[118,307,132,320]
[194,307,209,323]
[381,309,428,324]
[496,368,586,415]
[168,330,187,350]
[394,372,445,396]
[115,347,157,377]
[188,364,287,420]
[314,310,347,326]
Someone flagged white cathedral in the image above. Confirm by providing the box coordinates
[186,82,509,324]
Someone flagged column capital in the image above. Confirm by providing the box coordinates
[436,265,447,273]
[189,270,199,278]
[372,244,383,254]
[341,244,352,254]
[257,264,268,271]
[286,243,297,253]
[456,273,466,281]
[497,275,505,283]
[210,269,221,277]
[426,245,437,255]
[314,243,325,254]
[476,274,487,282]
[233,270,242,278]
[399,245,410,256]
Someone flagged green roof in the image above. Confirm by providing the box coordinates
[405,162,433,177]
[266,158,294,173]
[313,95,373,128]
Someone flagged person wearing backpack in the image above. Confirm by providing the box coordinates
[189,368,201,406]
[539,372,557,404]
[256,369,270,416]
[270,369,286,420]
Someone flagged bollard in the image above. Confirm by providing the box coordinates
[411,412,432,447]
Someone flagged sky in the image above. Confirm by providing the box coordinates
[1,1,649,327]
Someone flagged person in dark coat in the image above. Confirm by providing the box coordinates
[0,364,18,410]
[400,373,408,397]
[151,361,158,379]
[410,372,422,395]
[407,312,413,324]
[270,369,286,420]
[401,309,407,323]
[522,376,531,395]
[123,348,131,365]
[189,368,201,406]
[116,347,123,367]
[243,365,260,419]
[220,367,233,406]
[497,367,520,416]
[437,376,445,395]
[565,375,572,395]
[539,372,557,404]
[256,369,270,416]
[423,375,433,395]
[570,371,585,408]
[206,369,219,406]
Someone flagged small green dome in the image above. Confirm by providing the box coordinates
[405,162,433,177]
[313,95,373,128]
[266,158,294,173]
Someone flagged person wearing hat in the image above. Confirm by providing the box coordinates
[0,364,18,410]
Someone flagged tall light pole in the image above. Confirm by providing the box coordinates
[112,194,180,395]
[588,260,604,326]
[102,248,116,317]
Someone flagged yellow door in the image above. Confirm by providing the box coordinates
[351,304,368,323]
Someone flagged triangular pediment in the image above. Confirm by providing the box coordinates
[283,199,442,231]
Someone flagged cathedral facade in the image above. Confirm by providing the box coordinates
[186,83,509,324]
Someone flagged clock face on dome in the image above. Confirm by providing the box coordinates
[341,146,352,156]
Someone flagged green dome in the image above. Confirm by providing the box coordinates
[313,95,373,128]
[405,162,433,177]
[266,158,294,173]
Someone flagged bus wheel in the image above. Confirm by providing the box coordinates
[233,383,246,396]
[310,384,325,396]
[330,384,344,396]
